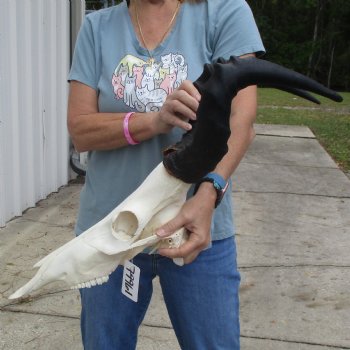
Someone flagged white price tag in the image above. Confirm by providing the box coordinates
[121,260,140,302]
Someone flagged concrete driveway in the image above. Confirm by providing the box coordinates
[1,124,349,350]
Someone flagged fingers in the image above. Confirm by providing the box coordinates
[158,234,209,264]
[156,214,185,238]
[173,88,200,118]
[180,80,202,102]
[162,91,198,123]
[158,80,201,132]
[156,217,207,264]
[159,107,193,131]
[156,188,213,265]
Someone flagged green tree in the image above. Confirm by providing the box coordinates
[85,0,350,90]
[86,0,120,11]
[248,0,350,90]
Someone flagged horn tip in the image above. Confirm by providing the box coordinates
[334,94,343,103]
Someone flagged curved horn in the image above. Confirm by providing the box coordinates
[265,85,321,104]
[163,56,343,183]
[216,56,343,102]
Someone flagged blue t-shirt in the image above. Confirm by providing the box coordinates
[69,0,265,238]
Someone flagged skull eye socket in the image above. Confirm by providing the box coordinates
[112,211,139,240]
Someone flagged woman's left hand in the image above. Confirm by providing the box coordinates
[156,182,216,264]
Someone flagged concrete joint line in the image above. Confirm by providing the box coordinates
[0,308,175,331]
[0,289,72,309]
[256,133,315,140]
[0,307,79,320]
[241,160,338,170]
[240,334,349,349]
[239,264,350,269]
[232,190,350,199]
[21,218,74,229]
[141,322,174,330]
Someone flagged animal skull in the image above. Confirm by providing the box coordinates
[9,56,343,299]
[9,163,190,299]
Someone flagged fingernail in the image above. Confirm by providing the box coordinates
[186,123,192,131]
[157,229,167,237]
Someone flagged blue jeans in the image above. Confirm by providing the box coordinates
[80,237,241,349]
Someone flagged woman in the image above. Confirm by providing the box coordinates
[68,0,265,348]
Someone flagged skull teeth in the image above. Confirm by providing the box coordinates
[71,275,110,290]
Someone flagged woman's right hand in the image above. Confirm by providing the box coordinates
[152,80,201,134]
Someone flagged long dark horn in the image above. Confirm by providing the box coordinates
[266,85,321,104]
[163,56,343,183]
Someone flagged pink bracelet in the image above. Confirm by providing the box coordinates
[123,112,139,145]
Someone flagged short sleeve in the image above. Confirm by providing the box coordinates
[210,0,265,60]
[68,15,101,91]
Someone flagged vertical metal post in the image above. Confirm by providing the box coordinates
[69,0,85,63]
[69,0,87,178]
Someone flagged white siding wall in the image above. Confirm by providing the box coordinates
[0,0,71,227]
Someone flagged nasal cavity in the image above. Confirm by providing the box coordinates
[112,211,139,241]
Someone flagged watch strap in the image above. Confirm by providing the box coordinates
[193,173,228,208]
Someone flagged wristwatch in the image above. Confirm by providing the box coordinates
[193,173,228,208]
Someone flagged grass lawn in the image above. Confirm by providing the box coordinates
[256,88,350,172]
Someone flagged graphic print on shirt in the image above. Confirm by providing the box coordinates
[111,53,188,112]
